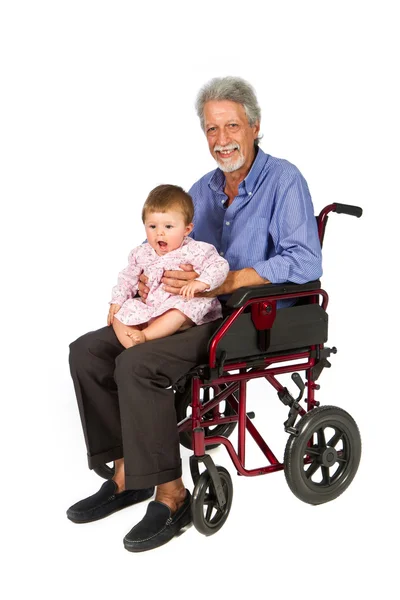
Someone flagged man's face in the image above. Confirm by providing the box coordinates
[144,209,193,256]
[203,100,260,173]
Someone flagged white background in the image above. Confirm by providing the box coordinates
[1,1,398,598]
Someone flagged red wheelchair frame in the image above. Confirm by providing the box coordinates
[175,203,363,535]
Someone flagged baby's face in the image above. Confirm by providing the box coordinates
[144,210,193,256]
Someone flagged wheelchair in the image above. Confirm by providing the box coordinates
[95,202,363,536]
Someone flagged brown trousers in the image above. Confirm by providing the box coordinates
[69,321,221,489]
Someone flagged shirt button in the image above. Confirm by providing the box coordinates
[248,192,252,196]
[220,251,224,256]
[226,221,230,226]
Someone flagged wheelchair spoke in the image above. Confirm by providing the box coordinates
[317,427,326,448]
[305,459,320,479]
[205,501,214,521]
[327,429,343,448]
[321,466,331,485]
[304,445,320,456]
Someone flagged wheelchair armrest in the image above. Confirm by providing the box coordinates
[226,280,322,309]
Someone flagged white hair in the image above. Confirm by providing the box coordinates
[195,76,262,145]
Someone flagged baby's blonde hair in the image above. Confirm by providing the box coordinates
[142,184,194,226]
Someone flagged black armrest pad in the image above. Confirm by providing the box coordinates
[226,280,322,309]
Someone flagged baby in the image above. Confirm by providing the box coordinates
[108,184,230,348]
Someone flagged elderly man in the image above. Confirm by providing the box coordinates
[67,76,322,552]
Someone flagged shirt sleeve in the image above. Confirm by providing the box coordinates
[253,170,323,284]
[190,243,230,291]
[188,182,198,240]
[110,247,142,305]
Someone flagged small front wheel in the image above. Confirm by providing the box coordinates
[284,405,361,505]
[192,466,233,535]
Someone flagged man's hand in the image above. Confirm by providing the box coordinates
[198,271,237,298]
[199,269,270,298]
[180,279,208,300]
[161,264,199,294]
[138,273,149,301]
[107,303,121,326]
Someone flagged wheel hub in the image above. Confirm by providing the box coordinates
[320,446,338,467]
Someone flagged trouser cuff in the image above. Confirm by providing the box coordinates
[87,446,123,469]
[125,463,182,490]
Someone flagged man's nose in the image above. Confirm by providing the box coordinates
[216,128,230,147]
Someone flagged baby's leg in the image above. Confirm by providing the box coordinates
[112,318,144,349]
[145,310,193,340]
[127,309,193,347]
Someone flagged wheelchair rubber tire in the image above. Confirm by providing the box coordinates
[93,463,115,479]
[176,383,238,450]
[284,405,361,505]
[192,466,233,535]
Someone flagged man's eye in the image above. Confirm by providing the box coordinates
[228,123,238,129]
[207,127,217,133]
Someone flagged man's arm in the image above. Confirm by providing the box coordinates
[201,267,268,297]
[160,266,268,297]
[252,170,322,284]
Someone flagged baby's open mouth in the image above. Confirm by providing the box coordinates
[158,241,167,248]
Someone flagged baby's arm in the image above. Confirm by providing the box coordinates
[179,244,229,299]
[110,247,143,306]
[190,243,230,291]
[180,279,209,299]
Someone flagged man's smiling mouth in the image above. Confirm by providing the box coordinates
[215,144,239,159]
[218,149,236,157]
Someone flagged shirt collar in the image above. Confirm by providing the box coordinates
[208,147,267,195]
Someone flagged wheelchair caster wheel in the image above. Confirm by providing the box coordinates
[192,466,233,535]
[176,383,237,450]
[284,405,361,505]
[93,462,115,479]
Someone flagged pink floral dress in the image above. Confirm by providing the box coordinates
[110,237,229,326]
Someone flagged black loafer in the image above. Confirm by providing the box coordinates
[123,489,192,552]
[67,480,154,524]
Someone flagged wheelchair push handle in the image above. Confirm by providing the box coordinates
[334,203,363,218]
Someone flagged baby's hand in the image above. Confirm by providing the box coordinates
[107,303,121,326]
[179,280,209,300]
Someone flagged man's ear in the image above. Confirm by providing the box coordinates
[185,222,194,236]
[253,121,260,140]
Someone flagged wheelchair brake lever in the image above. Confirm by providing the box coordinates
[291,372,305,402]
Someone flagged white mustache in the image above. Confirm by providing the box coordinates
[214,143,240,152]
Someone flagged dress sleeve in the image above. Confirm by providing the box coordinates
[191,243,230,291]
[110,247,142,305]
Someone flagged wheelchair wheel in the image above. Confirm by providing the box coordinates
[192,466,233,535]
[284,405,361,505]
[93,462,115,479]
[176,383,238,450]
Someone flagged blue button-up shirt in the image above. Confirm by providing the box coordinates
[189,148,322,286]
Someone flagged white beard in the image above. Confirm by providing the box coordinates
[214,144,246,173]
[216,152,246,173]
